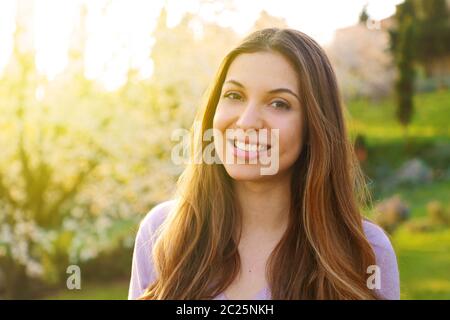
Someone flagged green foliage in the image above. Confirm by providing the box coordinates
[390,0,417,129]
[414,0,450,65]
[388,0,450,132]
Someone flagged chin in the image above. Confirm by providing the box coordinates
[223,164,275,181]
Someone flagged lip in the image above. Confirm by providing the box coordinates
[227,139,271,161]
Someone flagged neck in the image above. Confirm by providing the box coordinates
[233,173,291,238]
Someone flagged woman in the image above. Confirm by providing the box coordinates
[128,28,400,300]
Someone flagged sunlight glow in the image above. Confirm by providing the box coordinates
[0,0,17,75]
[34,0,79,79]
[0,0,404,90]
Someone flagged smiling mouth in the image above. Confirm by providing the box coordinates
[229,139,271,152]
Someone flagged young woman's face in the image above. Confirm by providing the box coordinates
[213,51,305,181]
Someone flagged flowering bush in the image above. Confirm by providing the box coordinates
[0,75,181,298]
[373,194,411,234]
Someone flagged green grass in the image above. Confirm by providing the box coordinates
[43,280,128,300]
[346,89,450,142]
[393,227,450,299]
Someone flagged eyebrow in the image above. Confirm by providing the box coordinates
[224,79,300,102]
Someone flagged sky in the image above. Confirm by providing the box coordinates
[0,0,404,90]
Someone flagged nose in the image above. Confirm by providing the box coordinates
[235,101,264,130]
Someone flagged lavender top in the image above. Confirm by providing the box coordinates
[128,199,400,300]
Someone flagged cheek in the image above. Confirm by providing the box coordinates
[277,115,304,156]
[212,106,230,161]
[212,104,228,131]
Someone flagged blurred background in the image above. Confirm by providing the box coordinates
[0,0,448,300]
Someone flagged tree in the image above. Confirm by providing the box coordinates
[389,0,450,139]
[395,15,416,130]
[389,0,418,143]
[414,0,450,86]
[359,4,369,24]
[0,1,142,298]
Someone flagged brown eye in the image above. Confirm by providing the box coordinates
[270,100,290,110]
[223,92,242,101]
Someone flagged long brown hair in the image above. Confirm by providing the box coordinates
[141,28,380,299]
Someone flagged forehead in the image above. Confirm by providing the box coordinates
[224,51,299,92]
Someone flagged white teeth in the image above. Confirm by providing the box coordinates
[234,140,268,152]
[258,144,268,151]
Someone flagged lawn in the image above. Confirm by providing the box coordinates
[44,280,129,300]
[346,89,450,142]
[394,228,450,299]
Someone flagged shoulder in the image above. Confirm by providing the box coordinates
[128,199,178,299]
[362,219,400,300]
[362,219,393,251]
[135,199,178,247]
[139,200,177,232]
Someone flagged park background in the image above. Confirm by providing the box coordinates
[0,0,449,299]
